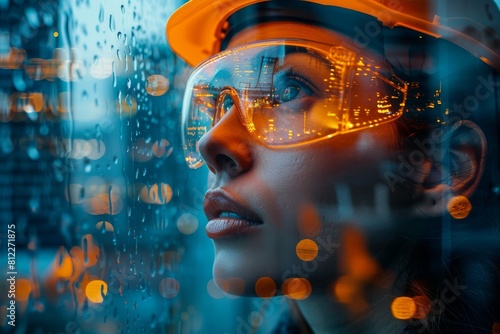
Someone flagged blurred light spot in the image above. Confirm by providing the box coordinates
[152,139,173,158]
[412,295,431,319]
[58,60,86,82]
[146,74,169,96]
[298,203,321,236]
[95,220,114,233]
[333,275,359,304]
[86,139,106,160]
[207,279,225,299]
[255,277,276,298]
[131,138,153,162]
[391,296,416,320]
[447,195,472,219]
[69,246,86,278]
[177,213,198,235]
[90,57,113,79]
[215,277,245,296]
[116,95,137,116]
[82,234,100,267]
[0,47,25,69]
[65,183,85,204]
[340,227,379,282]
[296,239,318,261]
[282,278,311,300]
[16,279,32,302]
[54,246,74,279]
[53,31,59,37]
[85,280,108,303]
[83,193,123,215]
[159,278,180,299]
[493,323,500,334]
[140,183,173,205]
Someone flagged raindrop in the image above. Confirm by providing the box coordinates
[109,14,116,32]
[116,49,122,61]
[113,156,118,164]
[121,5,125,14]
[83,237,88,263]
[142,168,147,176]
[125,95,133,108]
[108,185,113,216]
[84,160,92,173]
[117,31,122,40]
[100,221,107,234]
[98,5,104,23]
[126,78,131,89]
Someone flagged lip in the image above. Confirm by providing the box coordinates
[203,189,263,239]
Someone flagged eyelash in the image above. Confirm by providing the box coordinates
[274,68,316,95]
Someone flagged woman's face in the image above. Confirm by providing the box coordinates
[198,22,410,296]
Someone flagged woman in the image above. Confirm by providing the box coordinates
[167,1,500,333]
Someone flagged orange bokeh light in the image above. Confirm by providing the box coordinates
[412,295,432,319]
[215,277,246,296]
[85,280,108,303]
[282,278,312,300]
[16,279,32,302]
[54,246,74,279]
[146,74,170,96]
[333,275,359,304]
[296,239,319,261]
[391,296,416,320]
[298,204,321,236]
[255,277,277,298]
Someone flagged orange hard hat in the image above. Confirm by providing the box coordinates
[166,0,499,71]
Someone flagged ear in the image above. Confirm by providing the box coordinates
[412,120,487,217]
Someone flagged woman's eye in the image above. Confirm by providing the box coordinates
[273,72,315,105]
[280,85,301,102]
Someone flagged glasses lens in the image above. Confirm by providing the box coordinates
[181,40,407,168]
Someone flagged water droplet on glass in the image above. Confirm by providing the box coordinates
[117,31,122,40]
[98,5,105,23]
[109,15,115,32]
[84,161,92,173]
[126,95,133,108]
[121,5,125,14]
[113,156,118,164]
[116,49,122,61]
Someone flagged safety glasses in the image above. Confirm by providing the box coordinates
[181,39,408,169]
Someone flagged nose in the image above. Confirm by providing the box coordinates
[197,105,254,176]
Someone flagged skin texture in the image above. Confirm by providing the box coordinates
[200,22,407,293]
